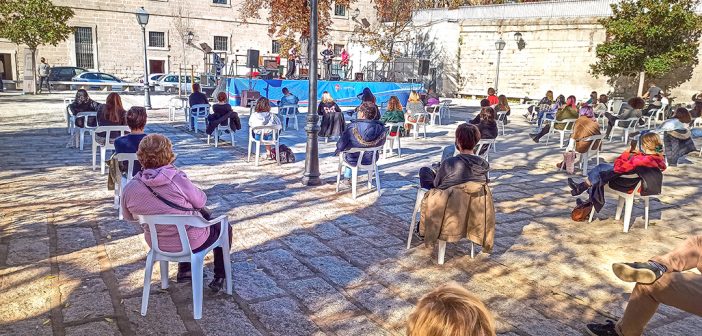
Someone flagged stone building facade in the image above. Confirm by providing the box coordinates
[0,0,377,84]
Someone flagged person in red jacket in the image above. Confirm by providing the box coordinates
[568,132,665,195]
[486,87,499,106]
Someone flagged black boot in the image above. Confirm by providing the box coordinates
[586,320,617,336]
[208,277,225,292]
[529,133,540,143]
[568,178,589,196]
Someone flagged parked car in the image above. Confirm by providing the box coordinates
[154,74,200,93]
[71,71,125,90]
[48,66,87,82]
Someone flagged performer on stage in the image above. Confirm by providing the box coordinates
[286,47,297,79]
[340,48,350,80]
[321,44,334,80]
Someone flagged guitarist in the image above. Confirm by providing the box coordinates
[320,44,334,80]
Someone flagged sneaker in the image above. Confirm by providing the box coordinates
[586,320,617,336]
[612,262,664,284]
[529,133,539,143]
[413,222,424,242]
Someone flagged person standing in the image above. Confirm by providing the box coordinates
[37,57,51,93]
[0,57,5,92]
[340,48,350,80]
[642,82,662,102]
[286,47,297,79]
[321,44,334,80]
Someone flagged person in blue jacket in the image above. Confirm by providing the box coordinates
[335,101,387,186]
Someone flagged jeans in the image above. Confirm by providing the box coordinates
[586,163,614,186]
[286,60,296,79]
[38,76,50,92]
[537,111,555,128]
[343,167,352,179]
[616,235,702,336]
[692,128,702,138]
[177,222,232,278]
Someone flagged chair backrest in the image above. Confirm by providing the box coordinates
[250,125,281,141]
[581,134,604,154]
[64,98,74,106]
[342,146,383,168]
[613,174,645,196]
[190,104,209,116]
[694,117,702,127]
[169,97,185,108]
[137,214,224,258]
[113,152,139,179]
[279,105,298,116]
[475,139,496,161]
[553,118,577,130]
[385,122,403,137]
[75,111,98,129]
[496,111,507,122]
[94,125,130,143]
[616,117,639,129]
[410,112,430,124]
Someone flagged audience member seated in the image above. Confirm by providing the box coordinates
[379,96,405,136]
[567,132,666,212]
[188,83,209,107]
[418,123,489,190]
[95,92,127,146]
[425,88,440,107]
[586,235,702,336]
[121,134,231,292]
[407,283,496,336]
[469,107,498,154]
[691,100,702,119]
[206,92,241,135]
[278,87,299,127]
[486,87,499,106]
[604,97,644,139]
[530,95,579,143]
[570,105,601,152]
[593,94,609,117]
[405,91,427,132]
[495,94,511,124]
[318,91,346,139]
[657,107,696,166]
[527,90,553,122]
[335,102,386,186]
[642,93,663,118]
[114,106,148,175]
[585,91,598,105]
[69,89,101,128]
[248,97,281,159]
[355,87,380,120]
[537,94,565,128]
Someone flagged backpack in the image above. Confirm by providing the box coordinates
[269,144,296,163]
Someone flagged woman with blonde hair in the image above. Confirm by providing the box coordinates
[249,97,281,158]
[405,91,426,133]
[318,91,345,139]
[379,96,405,136]
[121,134,231,292]
[407,283,495,336]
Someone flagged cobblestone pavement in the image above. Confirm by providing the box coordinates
[1,93,701,336]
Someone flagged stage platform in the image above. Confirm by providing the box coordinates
[226,78,422,107]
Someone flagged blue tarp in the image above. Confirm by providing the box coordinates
[227,78,423,107]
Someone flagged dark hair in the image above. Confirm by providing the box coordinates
[192,83,201,92]
[479,107,496,123]
[598,94,608,104]
[282,87,289,94]
[479,99,491,108]
[674,107,692,124]
[217,91,227,102]
[455,123,481,151]
[358,101,378,120]
[126,106,148,130]
[628,97,646,110]
[487,88,495,95]
[591,91,598,98]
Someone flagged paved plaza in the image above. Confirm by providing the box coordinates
[0,93,701,336]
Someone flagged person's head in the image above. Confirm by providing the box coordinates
[407,283,495,336]
[673,107,692,124]
[387,96,403,111]
[579,105,595,119]
[649,82,656,88]
[360,88,375,103]
[479,99,491,108]
[487,87,495,96]
[638,132,663,155]
[255,97,271,113]
[357,101,378,120]
[217,91,227,103]
[137,134,176,170]
[282,87,290,95]
[41,57,46,63]
[321,91,334,103]
[454,123,481,152]
[192,83,201,92]
[327,44,332,49]
[479,107,496,123]
[598,94,608,104]
[628,97,646,110]
[566,95,577,109]
[590,91,598,99]
[105,92,125,123]
[74,89,90,103]
[126,106,148,131]
[497,95,508,107]
[556,95,566,105]
[408,91,420,103]
[546,90,554,101]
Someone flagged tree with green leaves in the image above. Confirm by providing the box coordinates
[590,0,702,95]
[0,0,74,93]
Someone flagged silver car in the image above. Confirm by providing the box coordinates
[155,74,199,93]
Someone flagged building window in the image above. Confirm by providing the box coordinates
[74,27,94,69]
[333,44,344,56]
[272,40,281,54]
[213,36,228,51]
[148,31,165,48]
[212,0,227,4]
[334,4,347,16]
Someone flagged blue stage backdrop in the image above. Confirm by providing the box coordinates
[227,78,423,107]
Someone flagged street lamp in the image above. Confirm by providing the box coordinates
[302,0,322,186]
[494,38,506,94]
[136,7,152,109]
[187,31,194,45]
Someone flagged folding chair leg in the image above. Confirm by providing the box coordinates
[255,143,261,166]
[190,258,204,320]
[140,253,154,316]
[615,196,625,220]
[230,132,235,147]
[159,261,169,289]
[622,196,634,233]
[335,163,342,192]
[351,170,358,199]
[91,142,97,170]
[375,169,381,196]
[644,197,650,230]
[437,240,446,265]
[100,147,107,175]
[247,140,252,162]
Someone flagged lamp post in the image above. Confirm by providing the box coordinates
[301,0,322,186]
[136,7,152,109]
[494,38,506,94]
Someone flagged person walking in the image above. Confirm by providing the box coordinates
[37,57,51,93]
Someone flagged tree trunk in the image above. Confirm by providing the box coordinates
[637,71,646,97]
[31,48,37,95]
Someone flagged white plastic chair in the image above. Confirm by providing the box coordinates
[74,112,98,150]
[64,98,74,133]
[247,125,281,166]
[440,100,452,120]
[208,123,236,147]
[609,117,640,143]
[693,117,701,128]
[382,122,403,159]
[406,112,429,139]
[475,139,496,162]
[496,111,508,136]
[588,174,658,233]
[113,153,138,219]
[189,104,210,133]
[278,105,299,131]
[642,105,667,129]
[561,135,603,176]
[92,126,130,174]
[335,146,383,199]
[137,214,232,320]
[407,187,475,264]
[544,118,577,148]
[169,97,187,122]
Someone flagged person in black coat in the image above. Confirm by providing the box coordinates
[335,102,386,184]
[69,89,101,128]
[468,107,498,154]
[206,92,241,135]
